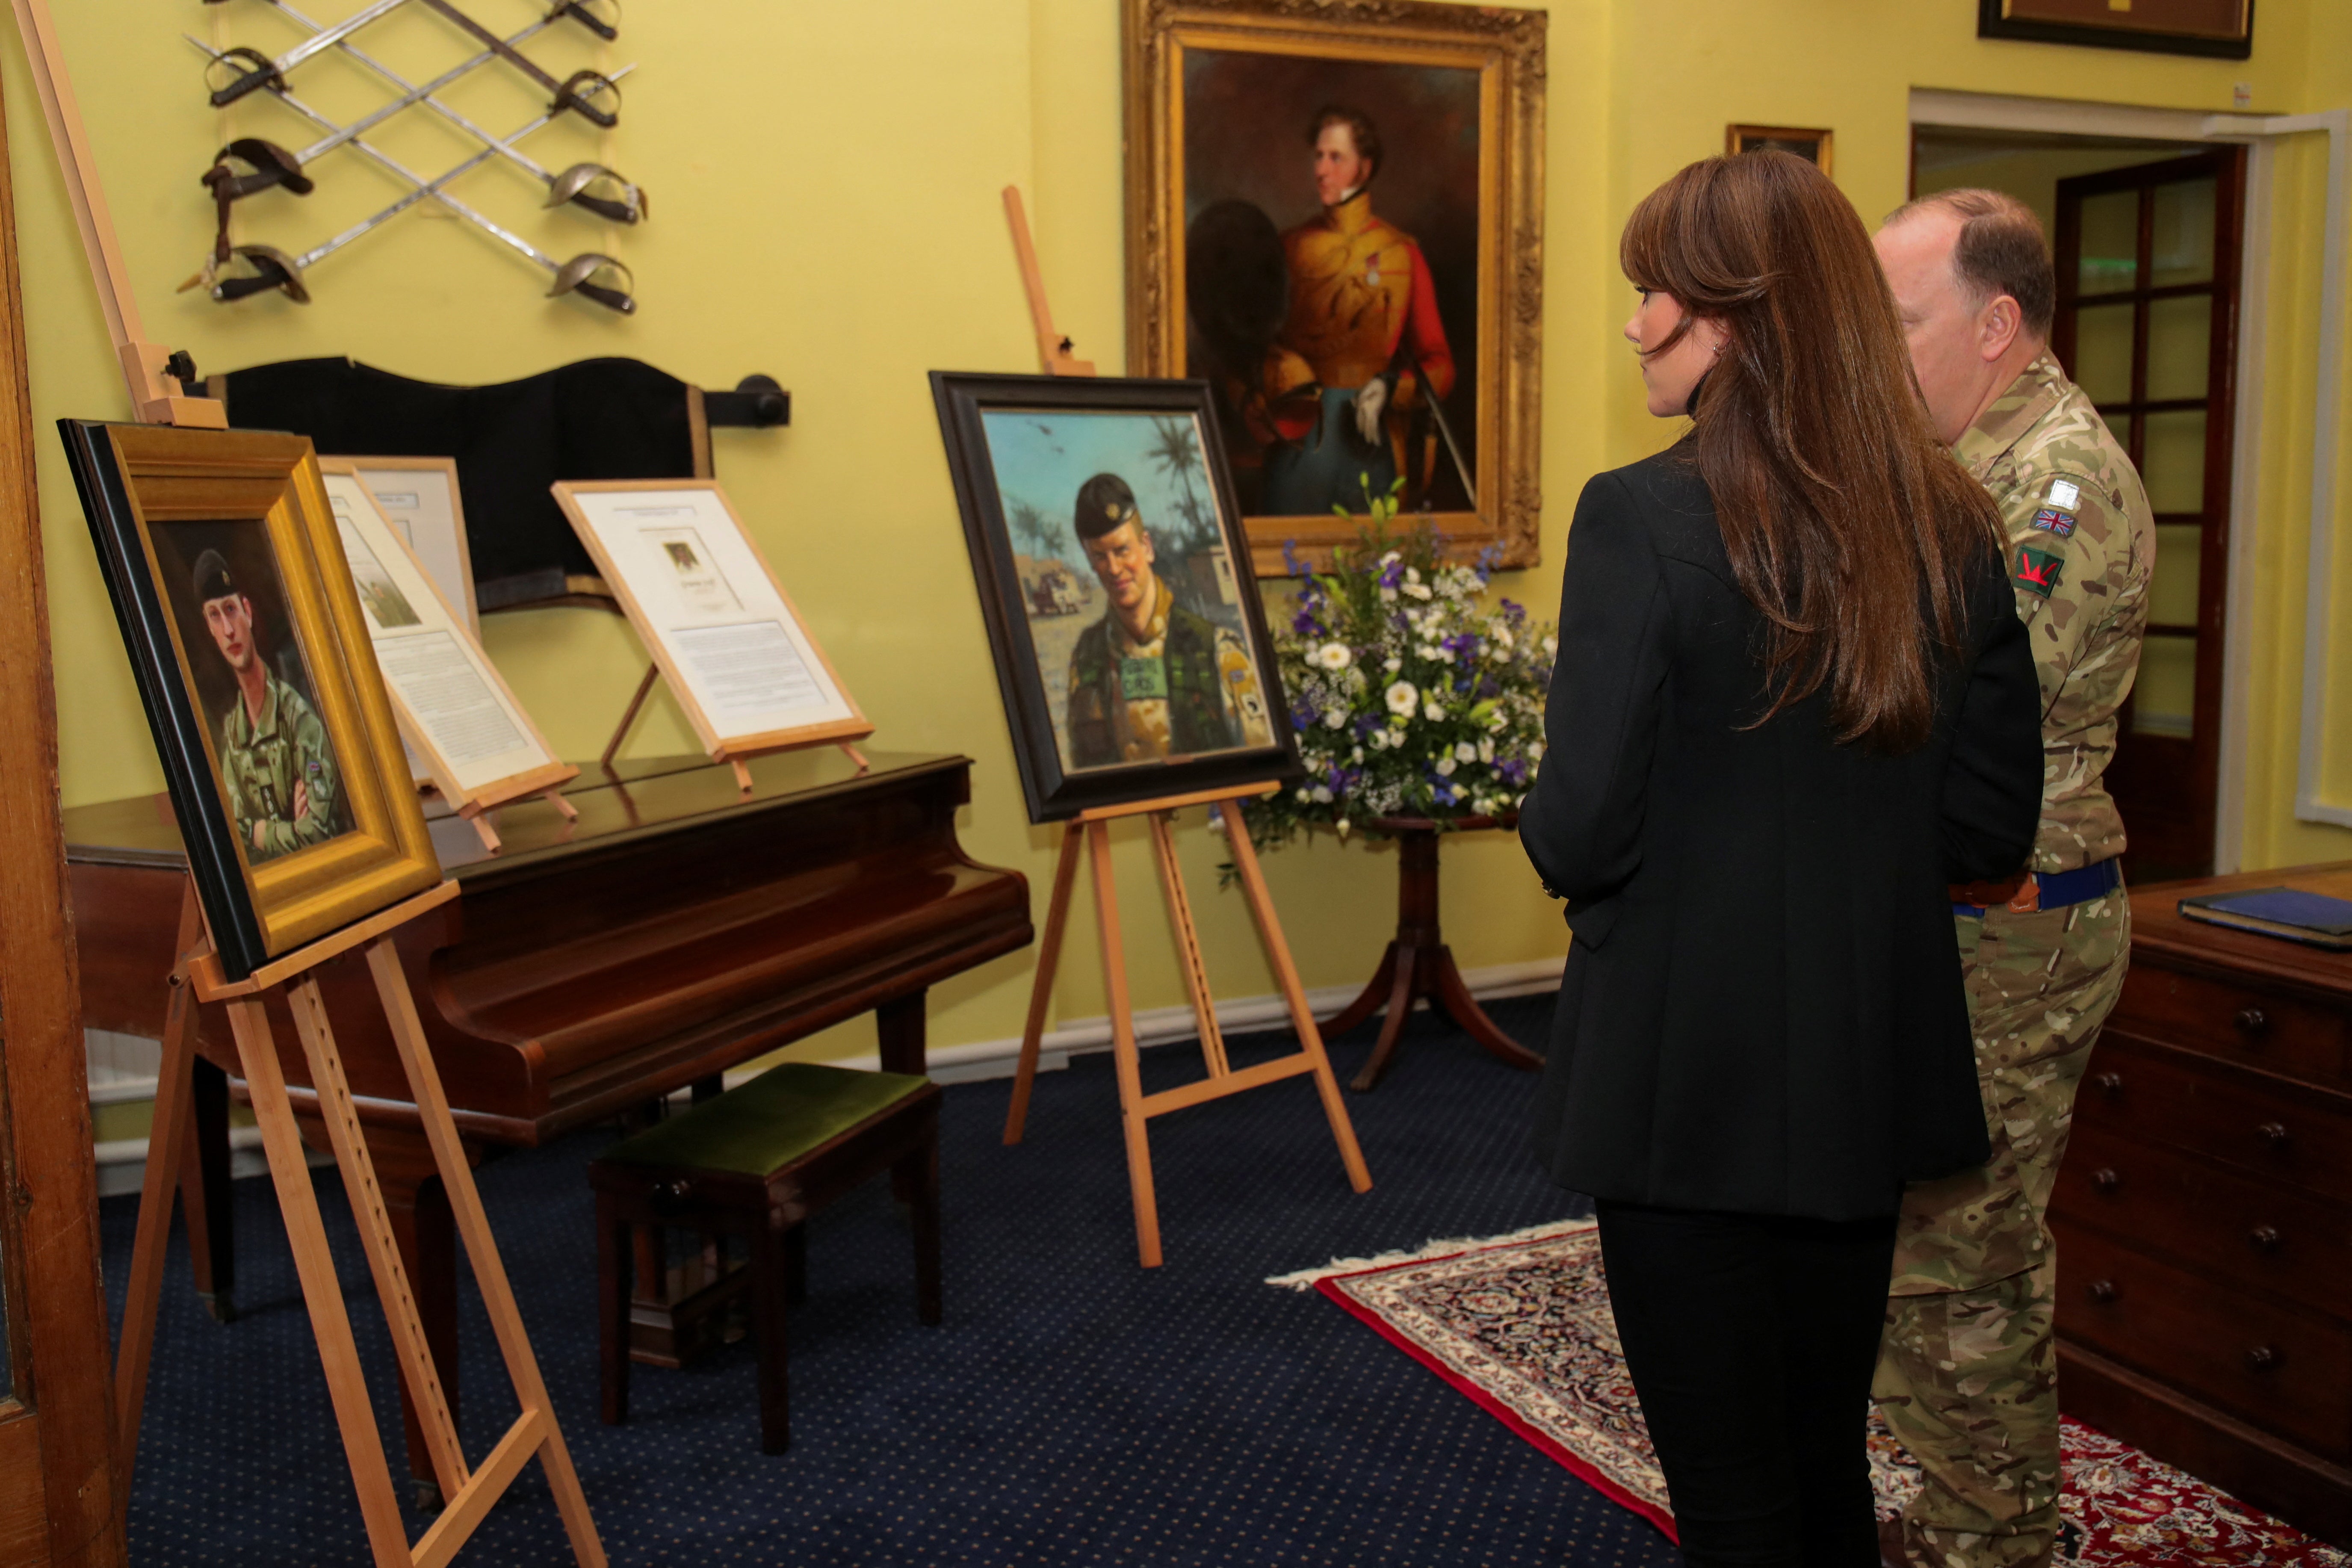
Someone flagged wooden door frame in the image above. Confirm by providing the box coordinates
[1909,90,2291,873]
[2050,145,2246,880]
[0,67,127,1568]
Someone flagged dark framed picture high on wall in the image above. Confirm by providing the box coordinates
[59,422,442,980]
[1123,0,1547,575]
[1978,0,2252,59]
[930,372,1302,822]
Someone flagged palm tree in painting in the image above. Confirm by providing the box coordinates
[1147,417,1214,553]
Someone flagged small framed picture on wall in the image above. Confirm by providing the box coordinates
[1978,0,2252,60]
[1726,125,1834,176]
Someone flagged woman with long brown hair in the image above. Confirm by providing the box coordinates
[1519,151,2043,1566]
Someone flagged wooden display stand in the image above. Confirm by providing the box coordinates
[114,881,607,1567]
[595,659,867,788]
[1002,791,1372,1267]
[993,189,1370,1266]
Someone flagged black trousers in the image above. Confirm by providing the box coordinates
[1595,1200,1898,1568]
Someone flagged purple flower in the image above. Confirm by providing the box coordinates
[1283,540,1309,579]
[1498,759,1528,786]
[1378,557,1405,591]
[1430,778,1460,807]
[1293,605,1323,635]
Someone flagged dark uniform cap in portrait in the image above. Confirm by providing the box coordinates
[192,549,236,603]
[1074,473,1142,540]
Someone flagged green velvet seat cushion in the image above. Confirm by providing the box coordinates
[597,1062,929,1178]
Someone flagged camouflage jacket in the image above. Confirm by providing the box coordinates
[220,670,341,863]
[1954,354,2154,874]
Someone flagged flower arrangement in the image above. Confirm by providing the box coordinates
[1235,485,1556,854]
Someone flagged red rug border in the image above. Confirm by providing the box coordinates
[1312,1230,1681,1544]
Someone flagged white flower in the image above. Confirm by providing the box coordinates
[1542,635,1558,659]
[1384,681,1418,718]
[1530,741,1546,762]
[1380,551,1402,567]
[1295,787,1312,802]
[1207,811,1227,836]
[1313,641,1353,671]
[1322,708,1347,729]
[1368,729,1389,750]
[1488,709,1509,732]
[1423,697,1445,721]
[1435,756,1458,777]
[1404,566,1422,584]
[1455,742,1478,763]
[1311,785,1333,804]
[1494,628,1515,654]
[1350,746,1365,764]
[1336,818,1352,840]
[1383,656,1403,674]
[1379,587,1398,603]
[1477,738,1495,764]
[1402,581,1433,600]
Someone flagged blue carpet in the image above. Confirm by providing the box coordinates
[105,993,1682,1565]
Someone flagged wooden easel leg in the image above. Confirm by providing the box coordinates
[363,938,609,1567]
[543,785,579,822]
[459,805,501,854]
[599,661,659,773]
[838,742,870,772]
[1004,821,1081,1145]
[1147,811,1229,1078]
[1087,821,1163,1267]
[222,996,414,1567]
[730,757,754,793]
[1216,803,1372,1194]
[112,885,205,1498]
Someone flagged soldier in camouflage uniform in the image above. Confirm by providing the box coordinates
[1064,473,1272,768]
[1871,192,2154,1568]
[192,549,344,862]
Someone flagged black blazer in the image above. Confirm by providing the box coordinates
[1520,447,2042,1221]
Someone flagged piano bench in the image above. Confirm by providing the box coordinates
[589,1061,943,1454]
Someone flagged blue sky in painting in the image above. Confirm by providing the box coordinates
[980,408,1220,572]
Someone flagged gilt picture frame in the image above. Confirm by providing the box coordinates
[1123,0,1546,576]
[59,422,443,980]
[1727,124,1834,175]
[931,371,1301,822]
[1977,0,2252,59]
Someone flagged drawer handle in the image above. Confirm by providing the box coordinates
[2091,1167,2122,1194]
[2092,1072,2124,1097]
[2258,1121,2291,1150]
[2247,1345,2281,1373]
[2233,1006,2269,1038]
[2250,1225,2283,1254]
[2086,1279,2119,1305]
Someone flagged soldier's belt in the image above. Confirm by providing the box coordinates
[1950,856,2122,916]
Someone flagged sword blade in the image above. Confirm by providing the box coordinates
[1416,363,1477,511]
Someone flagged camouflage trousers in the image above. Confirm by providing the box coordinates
[1874,890,2130,1568]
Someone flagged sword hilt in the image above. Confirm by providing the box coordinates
[567,190,639,224]
[571,280,635,314]
[553,70,621,129]
[206,46,285,107]
[549,0,618,40]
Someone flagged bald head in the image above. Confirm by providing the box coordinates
[1875,190,2054,446]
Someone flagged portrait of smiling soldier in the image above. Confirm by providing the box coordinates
[186,543,351,863]
[1064,472,1271,769]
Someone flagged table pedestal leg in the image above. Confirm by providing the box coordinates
[1321,826,1543,1090]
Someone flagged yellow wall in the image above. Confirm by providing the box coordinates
[8,1,2349,1069]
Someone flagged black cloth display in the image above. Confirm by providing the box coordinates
[1520,445,2043,1221]
[213,356,704,609]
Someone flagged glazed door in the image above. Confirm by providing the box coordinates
[2053,147,2244,883]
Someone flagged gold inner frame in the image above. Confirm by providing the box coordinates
[110,425,441,959]
[1123,0,1547,576]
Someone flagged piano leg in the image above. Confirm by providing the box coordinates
[370,1134,460,1515]
[878,991,928,1205]
[179,1057,236,1322]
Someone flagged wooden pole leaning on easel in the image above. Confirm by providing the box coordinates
[995,189,1371,1267]
[10,0,224,428]
[114,880,608,1566]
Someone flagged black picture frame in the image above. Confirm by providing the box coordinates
[1977,0,2253,60]
[929,372,1303,822]
[59,421,443,980]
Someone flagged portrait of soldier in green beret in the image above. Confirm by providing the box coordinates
[178,540,353,863]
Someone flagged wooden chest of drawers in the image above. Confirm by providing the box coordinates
[2051,862,2352,1544]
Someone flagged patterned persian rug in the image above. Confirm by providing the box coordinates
[1271,1221,2349,1566]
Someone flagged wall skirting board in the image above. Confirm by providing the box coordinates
[83,956,1569,1194]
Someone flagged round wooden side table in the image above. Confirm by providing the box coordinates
[1321,815,1545,1090]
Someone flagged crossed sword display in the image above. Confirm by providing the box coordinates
[186,0,643,310]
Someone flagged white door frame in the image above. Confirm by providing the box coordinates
[1908,89,2350,871]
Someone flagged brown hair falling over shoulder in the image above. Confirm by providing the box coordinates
[1621,151,2004,752]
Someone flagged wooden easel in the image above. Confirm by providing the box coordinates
[113,881,608,1567]
[10,0,223,427]
[1003,790,1372,1267]
[595,659,868,789]
[995,189,1371,1267]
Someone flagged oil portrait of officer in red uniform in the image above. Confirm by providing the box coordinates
[1176,53,1483,521]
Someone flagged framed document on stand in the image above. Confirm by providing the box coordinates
[319,461,576,851]
[553,479,873,787]
[331,456,478,632]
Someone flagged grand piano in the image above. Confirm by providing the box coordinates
[66,748,1030,1499]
